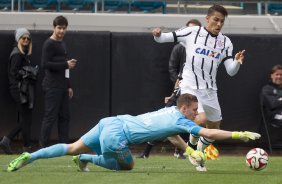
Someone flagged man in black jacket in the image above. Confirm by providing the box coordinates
[39,15,77,148]
[261,64,282,128]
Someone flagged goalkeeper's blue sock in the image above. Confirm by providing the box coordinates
[29,144,68,163]
[80,154,120,170]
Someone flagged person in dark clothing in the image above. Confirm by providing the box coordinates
[39,15,77,148]
[137,19,202,159]
[261,64,282,128]
[0,28,38,154]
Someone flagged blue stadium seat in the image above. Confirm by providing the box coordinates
[63,0,94,12]
[132,0,166,14]
[26,0,59,11]
[268,3,282,14]
[103,0,131,13]
[0,0,16,10]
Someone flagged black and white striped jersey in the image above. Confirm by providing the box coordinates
[154,26,240,90]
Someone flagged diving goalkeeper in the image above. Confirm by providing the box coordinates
[7,94,260,172]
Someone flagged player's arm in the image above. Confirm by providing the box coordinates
[198,128,261,142]
[168,135,206,163]
[167,135,187,150]
[223,41,245,76]
[152,27,191,43]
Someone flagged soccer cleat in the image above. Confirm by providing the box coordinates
[136,155,148,159]
[196,164,207,172]
[72,155,90,172]
[175,153,186,159]
[136,153,148,159]
[7,152,31,172]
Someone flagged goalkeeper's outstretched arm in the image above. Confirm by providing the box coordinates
[198,128,261,142]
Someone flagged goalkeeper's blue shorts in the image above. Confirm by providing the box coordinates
[81,117,133,165]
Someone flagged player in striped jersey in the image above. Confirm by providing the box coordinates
[152,4,245,171]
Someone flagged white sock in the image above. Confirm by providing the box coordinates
[189,134,199,146]
[197,137,214,152]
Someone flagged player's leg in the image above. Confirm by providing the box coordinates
[197,120,220,152]
[78,149,134,171]
[195,90,222,171]
[179,88,207,150]
[137,142,154,158]
[7,139,91,172]
[188,112,206,149]
[7,121,101,172]
[192,89,222,152]
[75,117,134,171]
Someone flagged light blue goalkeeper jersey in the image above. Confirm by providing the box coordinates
[117,106,202,144]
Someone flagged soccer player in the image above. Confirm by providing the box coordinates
[7,94,260,172]
[138,19,203,159]
[152,4,245,171]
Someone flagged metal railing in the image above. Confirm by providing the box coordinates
[5,0,282,15]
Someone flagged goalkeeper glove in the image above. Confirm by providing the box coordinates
[185,147,206,163]
[232,131,261,142]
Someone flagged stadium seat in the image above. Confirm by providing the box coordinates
[132,0,166,14]
[268,3,282,14]
[103,0,131,13]
[26,0,59,11]
[259,93,282,154]
[0,0,16,10]
[63,0,95,12]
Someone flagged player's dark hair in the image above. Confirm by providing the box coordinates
[271,64,282,74]
[186,19,201,27]
[53,15,68,27]
[177,94,198,108]
[207,4,228,17]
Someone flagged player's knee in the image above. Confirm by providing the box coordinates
[119,162,134,170]
[195,113,207,127]
[67,139,89,155]
[206,121,220,129]
[66,144,79,155]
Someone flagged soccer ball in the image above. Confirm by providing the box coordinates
[245,148,269,171]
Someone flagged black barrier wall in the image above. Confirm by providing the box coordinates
[111,32,174,116]
[0,31,281,145]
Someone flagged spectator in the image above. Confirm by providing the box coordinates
[0,28,38,154]
[261,64,282,128]
[39,15,77,148]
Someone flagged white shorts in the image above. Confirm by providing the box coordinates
[180,87,222,122]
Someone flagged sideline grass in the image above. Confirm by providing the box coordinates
[0,155,282,184]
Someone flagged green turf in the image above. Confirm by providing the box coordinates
[0,155,282,184]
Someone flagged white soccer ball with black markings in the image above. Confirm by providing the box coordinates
[246,148,268,171]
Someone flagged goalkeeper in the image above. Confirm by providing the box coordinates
[7,94,260,172]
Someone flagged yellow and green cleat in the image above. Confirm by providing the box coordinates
[7,152,31,172]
